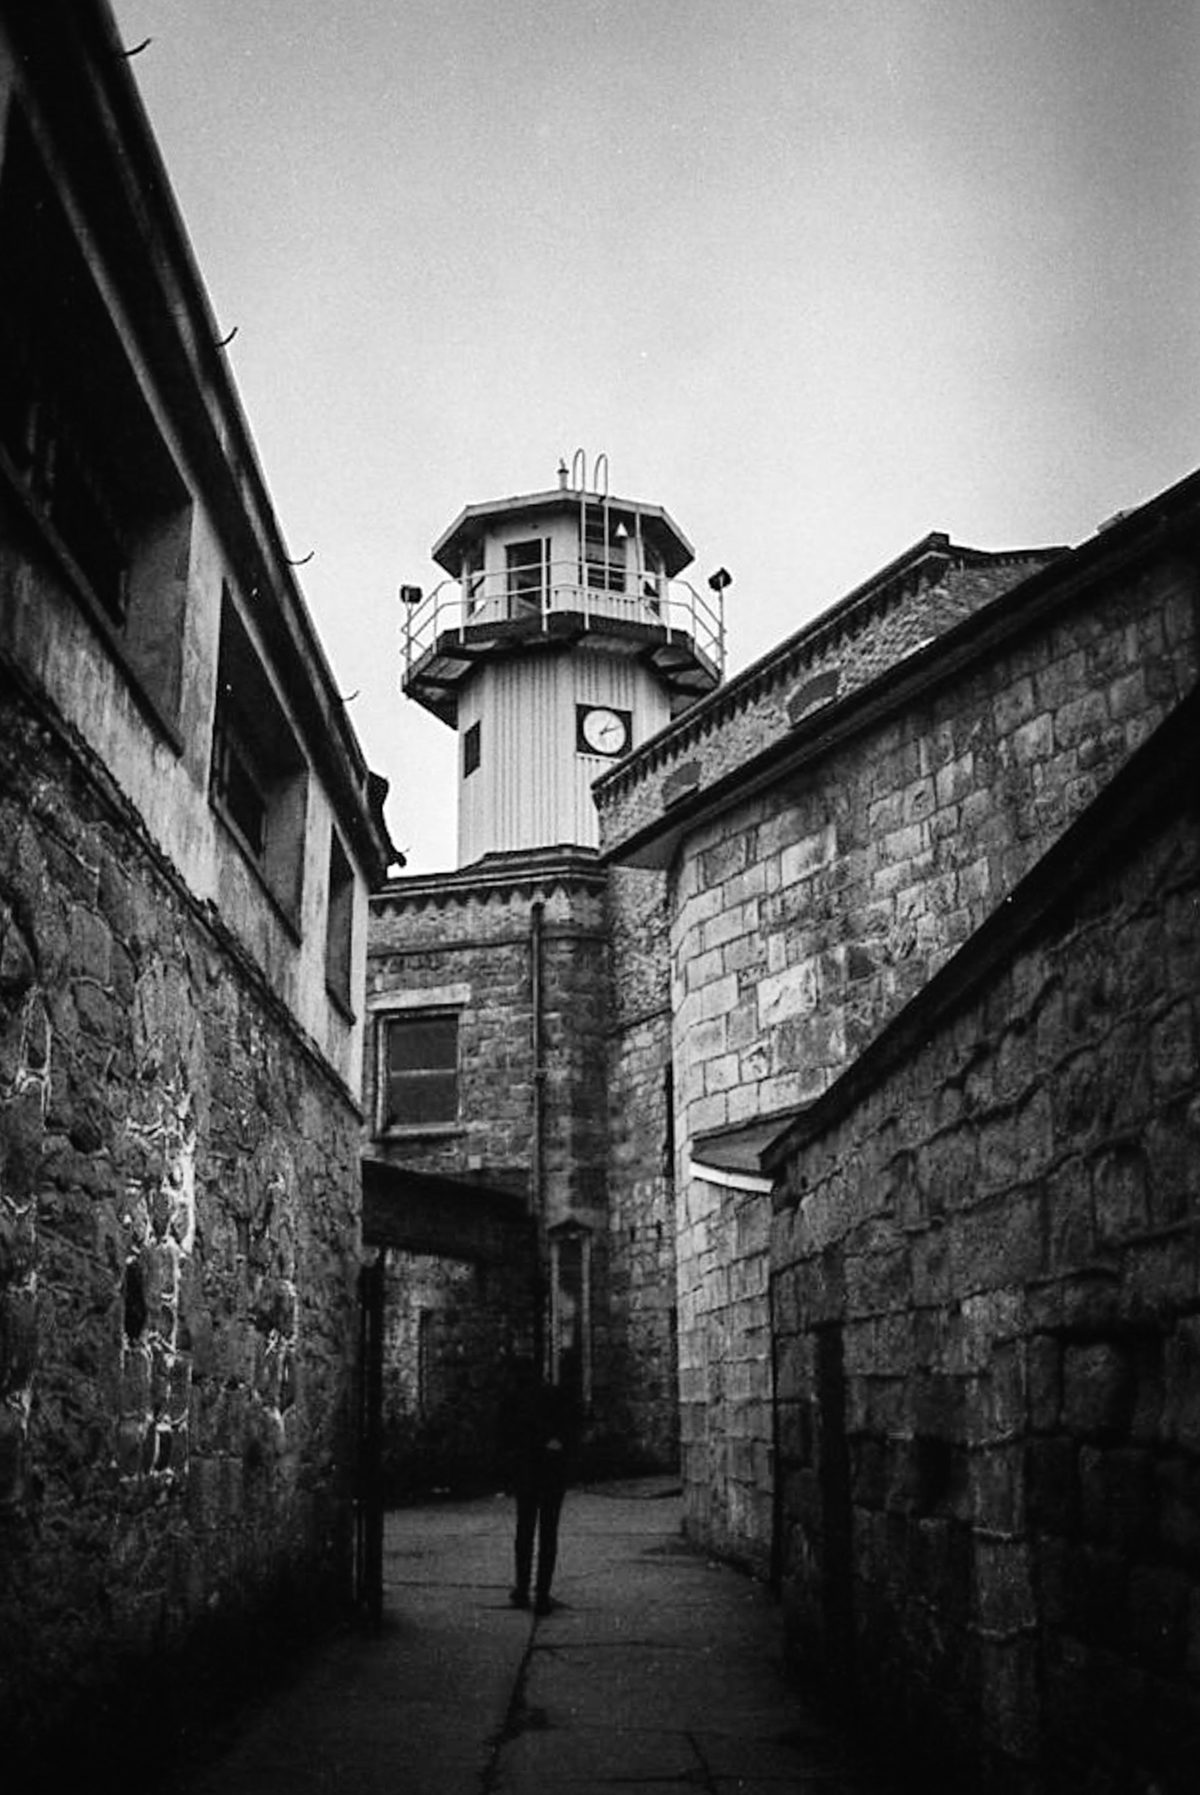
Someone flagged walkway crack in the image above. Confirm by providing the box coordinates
[685,1729,720,1794]
[481,1623,538,1792]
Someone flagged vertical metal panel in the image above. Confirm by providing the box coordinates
[456,650,672,864]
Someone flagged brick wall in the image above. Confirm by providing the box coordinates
[664,550,1198,1564]
[770,732,1199,1792]
[0,679,364,1773]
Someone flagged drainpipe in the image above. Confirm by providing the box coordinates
[530,899,547,1374]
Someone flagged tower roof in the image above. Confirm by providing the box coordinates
[432,487,695,579]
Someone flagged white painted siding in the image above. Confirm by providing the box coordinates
[458,648,670,862]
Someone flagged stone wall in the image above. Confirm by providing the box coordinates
[0,677,365,1774]
[367,855,620,1474]
[677,1175,773,1569]
[770,718,1199,1792]
[596,539,1059,846]
[379,1249,532,1497]
[605,865,678,1468]
[668,548,1197,1565]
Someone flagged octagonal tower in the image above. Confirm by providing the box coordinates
[402,455,724,865]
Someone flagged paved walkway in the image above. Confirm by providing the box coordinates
[168,1481,898,1794]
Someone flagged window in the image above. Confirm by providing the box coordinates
[210,587,308,924]
[325,830,354,1013]
[462,720,481,778]
[583,512,626,593]
[506,538,547,613]
[381,1011,459,1129]
[0,109,192,731]
[463,543,485,615]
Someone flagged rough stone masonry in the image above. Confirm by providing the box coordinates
[0,682,364,1769]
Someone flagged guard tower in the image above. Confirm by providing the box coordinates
[401,453,725,864]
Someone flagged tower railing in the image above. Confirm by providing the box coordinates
[401,558,725,681]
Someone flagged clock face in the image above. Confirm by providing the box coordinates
[578,705,631,757]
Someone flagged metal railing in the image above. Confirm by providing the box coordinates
[401,557,725,679]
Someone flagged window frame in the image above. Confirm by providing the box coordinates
[209,585,309,933]
[0,106,193,743]
[324,827,355,1019]
[377,1007,462,1136]
[462,719,481,778]
[583,511,627,593]
[505,537,548,614]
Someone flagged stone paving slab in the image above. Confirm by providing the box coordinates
[155,1484,898,1795]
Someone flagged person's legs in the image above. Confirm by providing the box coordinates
[534,1474,565,1610]
[513,1483,537,1603]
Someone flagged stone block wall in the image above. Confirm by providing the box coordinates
[605,865,678,1468]
[379,1249,533,1497]
[597,541,1058,845]
[771,747,1200,1792]
[0,678,364,1772]
[669,550,1197,1565]
[367,863,609,1200]
[678,1175,774,1569]
[367,856,621,1469]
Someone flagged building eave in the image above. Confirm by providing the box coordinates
[16,1,392,887]
[372,843,608,912]
[432,489,695,578]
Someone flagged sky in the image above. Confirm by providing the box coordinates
[108,0,1200,872]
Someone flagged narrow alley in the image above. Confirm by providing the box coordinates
[160,1481,900,1795]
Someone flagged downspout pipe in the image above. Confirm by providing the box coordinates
[530,899,547,1373]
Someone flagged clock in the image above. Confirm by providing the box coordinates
[577,704,632,757]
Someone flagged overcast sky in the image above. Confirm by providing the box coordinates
[110,0,1199,872]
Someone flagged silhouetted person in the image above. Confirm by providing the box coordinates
[501,1360,577,1615]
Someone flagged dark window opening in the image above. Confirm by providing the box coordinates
[210,586,308,924]
[0,109,192,726]
[506,538,546,612]
[382,1011,459,1129]
[325,829,354,1012]
[583,511,627,592]
[463,720,481,778]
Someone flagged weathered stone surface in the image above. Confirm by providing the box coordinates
[772,768,1200,1792]
[0,686,362,1763]
[619,542,1198,1579]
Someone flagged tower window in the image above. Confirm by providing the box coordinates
[380,1011,459,1130]
[463,721,481,777]
[583,513,626,593]
[506,538,547,612]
